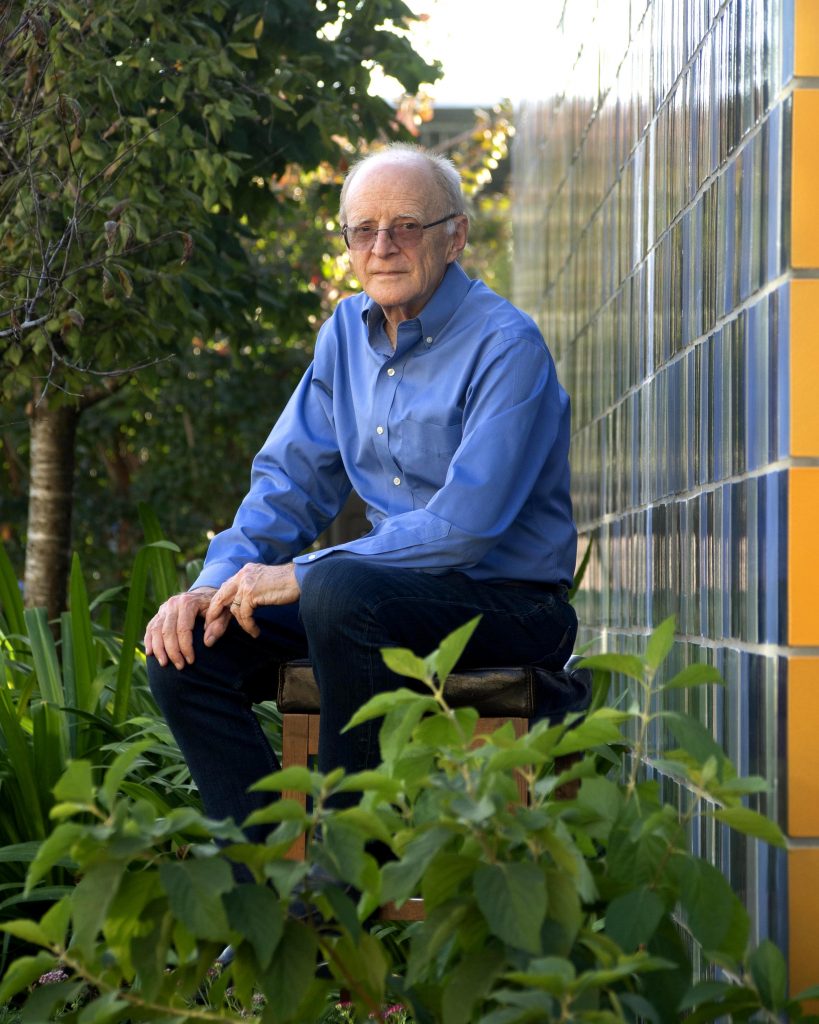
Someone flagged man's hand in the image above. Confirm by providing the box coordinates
[204,562,301,645]
[144,587,217,670]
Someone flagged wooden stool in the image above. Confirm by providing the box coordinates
[276,660,587,919]
[278,660,586,835]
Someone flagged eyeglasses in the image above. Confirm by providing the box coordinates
[341,213,460,251]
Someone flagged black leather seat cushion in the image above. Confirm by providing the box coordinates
[277,660,589,719]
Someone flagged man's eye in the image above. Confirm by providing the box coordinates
[352,226,375,238]
[394,221,421,234]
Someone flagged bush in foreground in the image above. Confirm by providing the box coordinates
[1,617,817,1023]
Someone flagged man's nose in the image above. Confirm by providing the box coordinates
[371,226,399,256]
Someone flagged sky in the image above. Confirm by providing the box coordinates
[369,0,564,108]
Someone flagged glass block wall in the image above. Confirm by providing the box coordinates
[512,0,819,990]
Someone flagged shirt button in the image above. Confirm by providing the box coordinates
[387,367,396,377]
[425,336,433,345]
[376,426,384,435]
[308,553,317,560]
[393,476,401,486]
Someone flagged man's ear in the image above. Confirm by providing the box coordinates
[446,215,469,263]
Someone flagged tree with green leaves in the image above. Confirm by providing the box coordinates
[0,0,436,618]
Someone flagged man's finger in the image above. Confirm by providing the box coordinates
[203,607,232,646]
[160,613,186,670]
[176,601,200,665]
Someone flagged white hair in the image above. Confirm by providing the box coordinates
[339,143,465,230]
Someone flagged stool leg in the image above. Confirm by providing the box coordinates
[476,717,529,803]
[281,713,309,860]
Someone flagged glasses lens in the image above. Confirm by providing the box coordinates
[344,221,425,251]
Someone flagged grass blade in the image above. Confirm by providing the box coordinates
[113,549,150,725]
[68,553,95,714]
[0,544,25,638]
[138,503,180,604]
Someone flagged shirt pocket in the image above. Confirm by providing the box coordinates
[395,417,463,490]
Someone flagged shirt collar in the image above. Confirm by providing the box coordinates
[360,262,472,346]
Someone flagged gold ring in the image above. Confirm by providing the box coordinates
[231,600,241,607]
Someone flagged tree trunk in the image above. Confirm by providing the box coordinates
[24,401,80,618]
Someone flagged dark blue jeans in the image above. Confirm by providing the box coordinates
[147,559,578,840]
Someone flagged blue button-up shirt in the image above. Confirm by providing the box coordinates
[193,263,577,590]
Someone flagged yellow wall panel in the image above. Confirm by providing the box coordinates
[789,469,819,646]
[788,659,819,835]
[792,91,819,268]
[790,280,819,457]
[795,0,819,76]
[789,849,819,1003]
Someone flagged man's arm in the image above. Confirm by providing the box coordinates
[190,346,350,593]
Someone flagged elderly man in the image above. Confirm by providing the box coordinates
[146,144,580,837]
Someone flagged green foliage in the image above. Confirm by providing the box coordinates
[0,538,198,964]
[0,0,437,399]
[0,615,812,1023]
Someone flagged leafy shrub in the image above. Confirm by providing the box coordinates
[1,617,817,1023]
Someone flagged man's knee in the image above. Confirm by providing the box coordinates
[146,653,188,716]
[298,557,391,632]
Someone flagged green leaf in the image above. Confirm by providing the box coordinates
[249,765,314,793]
[661,711,726,771]
[661,663,724,690]
[552,708,628,755]
[73,989,130,1024]
[0,952,60,1004]
[442,948,505,1024]
[228,42,258,59]
[99,740,154,810]
[577,652,646,682]
[645,616,676,671]
[257,920,318,1019]
[26,823,83,895]
[70,860,125,956]
[677,979,739,1011]
[382,827,451,905]
[0,918,50,947]
[159,858,233,941]
[428,615,482,683]
[713,806,787,848]
[380,647,429,683]
[223,884,284,969]
[676,858,749,963]
[379,699,432,763]
[345,686,433,729]
[53,759,95,805]
[749,940,787,1011]
[474,862,547,954]
[605,887,665,951]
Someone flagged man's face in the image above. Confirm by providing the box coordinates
[343,157,467,324]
